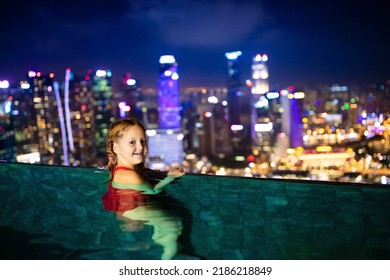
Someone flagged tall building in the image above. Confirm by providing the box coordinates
[11,79,39,163]
[252,93,281,157]
[89,69,114,164]
[146,55,184,169]
[180,87,230,158]
[281,89,304,148]
[65,71,96,166]
[250,54,274,157]
[17,71,63,165]
[251,54,269,95]
[12,69,116,167]
[225,51,252,158]
[114,73,144,120]
[0,82,16,161]
[157,55,181,129]
[251,54,279,156]
[11,70,82,165]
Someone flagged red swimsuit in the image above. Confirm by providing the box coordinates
[102,166,151,213]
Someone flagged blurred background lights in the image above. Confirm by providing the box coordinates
[266,92,279,99]
[231,124,244,131]
[159,55,176,64]
[126,78,136,86]
[20,81,30,89]
[146,129,157,137]
[0,80,9,88]
[225,51,242,60]
[171,72,179,80]
[293,92,305,99]
[207,96,218,104]
[255,122,273,132]
[95,70,107,77]
[204,111,212,118]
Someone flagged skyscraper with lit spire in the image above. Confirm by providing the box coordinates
[250,53,273,157]
[251,54,269,95]
[157,55,181,129]
[146,55,184,168]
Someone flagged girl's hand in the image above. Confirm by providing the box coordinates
[168,167,185,178]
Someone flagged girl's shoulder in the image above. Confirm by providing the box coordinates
[113,167,144,185]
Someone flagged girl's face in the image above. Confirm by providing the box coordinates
[114,125,148,168]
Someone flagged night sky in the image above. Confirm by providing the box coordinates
[0,0,389,88]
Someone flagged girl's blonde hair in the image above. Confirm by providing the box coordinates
[106,118,147,181]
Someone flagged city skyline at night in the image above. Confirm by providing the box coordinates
[1,0,389,185]
[1,0,389,88]
[1,57,389,181]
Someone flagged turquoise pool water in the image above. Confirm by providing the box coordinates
[1,162,390,259]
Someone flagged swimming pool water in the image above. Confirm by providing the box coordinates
[1,162,390,259]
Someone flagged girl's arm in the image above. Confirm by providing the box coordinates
[112,168,185,194]
[153,167,185,190]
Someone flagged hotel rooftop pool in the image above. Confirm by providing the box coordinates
[1,162,390,260]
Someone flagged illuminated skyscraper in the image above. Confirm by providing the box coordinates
[115,73,143,120]
[89,69,114,163]
[251,54,269,95]
[252,94,278,153]
[147,55,183,168]
[0,83,16,161]
[289,97,303,147]
[281,89,304,148]
[251,53,270,144]
[225,51,252,157]
[226,51,242,89]
[26,71,63,164]
[10,79,39,163]
[157,55,181,129]
[10,69,111,167]
[180,87,230,159]
[250,54,278,161]
[64,72,96,166]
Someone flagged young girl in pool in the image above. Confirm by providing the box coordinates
[103,118,185,259]
[106,117,185,193]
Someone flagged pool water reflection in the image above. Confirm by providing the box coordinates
[102,181,199,259]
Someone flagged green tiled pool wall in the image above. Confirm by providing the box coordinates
[167,172,390,259]
[1,162,390,259]
[0,163,112,258]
